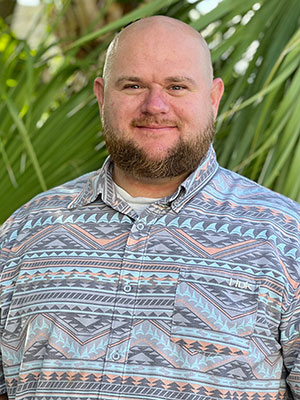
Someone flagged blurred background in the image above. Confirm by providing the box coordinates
[1,0,300,223]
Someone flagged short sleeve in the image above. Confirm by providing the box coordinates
[280,286,300,398]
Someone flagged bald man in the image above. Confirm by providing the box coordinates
[1,16,300,400]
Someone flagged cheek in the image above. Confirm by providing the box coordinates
[175,104,204,127]
[182,100,213,126]
[103,100,123,127]
[109,98,137,122]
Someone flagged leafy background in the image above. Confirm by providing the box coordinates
[1,0,300,223]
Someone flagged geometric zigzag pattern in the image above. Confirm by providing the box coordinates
[1,147,300,399]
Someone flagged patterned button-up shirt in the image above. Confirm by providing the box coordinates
[1,147,300,400]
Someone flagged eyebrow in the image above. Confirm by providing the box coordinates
[115,75,197,86]
[164,76,197,86]
[115,76,143,86]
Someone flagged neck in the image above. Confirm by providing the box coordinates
[113,165,189,198]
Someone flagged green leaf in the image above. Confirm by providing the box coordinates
[3,94,47,191]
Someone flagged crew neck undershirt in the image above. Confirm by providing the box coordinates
[114,183,162,215]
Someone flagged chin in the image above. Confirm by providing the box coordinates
[139,145,176,160]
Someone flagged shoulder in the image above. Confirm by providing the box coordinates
[213,167,300,219]
[0,171,97,247]
[198,166,300,256]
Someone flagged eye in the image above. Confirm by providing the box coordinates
[124,84,141,90]
[169,85,187,91]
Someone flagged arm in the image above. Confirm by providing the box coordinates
[0,226,9,400]
[280,287,300,398]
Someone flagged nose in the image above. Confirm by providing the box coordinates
[140,87,170,114]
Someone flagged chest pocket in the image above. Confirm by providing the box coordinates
[170,268,258,356]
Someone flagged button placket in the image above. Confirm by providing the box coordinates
[102,215,156,375]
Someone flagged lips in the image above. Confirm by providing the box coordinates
[132,118,178,130]
[137,125,176,129]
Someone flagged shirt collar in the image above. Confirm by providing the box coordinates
[166,145,219,212]
[68,145,219,212]
[68,157,114,209]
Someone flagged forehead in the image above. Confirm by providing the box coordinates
[109,23,210,81]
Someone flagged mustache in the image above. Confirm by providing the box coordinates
[131,117,181,128]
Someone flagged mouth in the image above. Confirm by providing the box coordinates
[136,125,177,130]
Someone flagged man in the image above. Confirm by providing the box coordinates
[1,15,300,400]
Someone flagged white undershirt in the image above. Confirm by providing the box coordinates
[114,183,162,215]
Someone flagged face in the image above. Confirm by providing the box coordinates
[95,21,224,179]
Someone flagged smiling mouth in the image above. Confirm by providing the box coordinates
[136,125,177,130]
[132,118,179,131]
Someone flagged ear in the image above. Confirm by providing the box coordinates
[94,77,105,112]
[210,78,224,120]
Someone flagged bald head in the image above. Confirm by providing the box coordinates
[103,16,213,85]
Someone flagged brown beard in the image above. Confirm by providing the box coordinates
[102,116,215,179]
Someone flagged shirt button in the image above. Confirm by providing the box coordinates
[111,351,121,361]
[123,284,132,293]
[136,222,144,231]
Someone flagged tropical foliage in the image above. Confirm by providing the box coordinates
[1,0,300,223]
